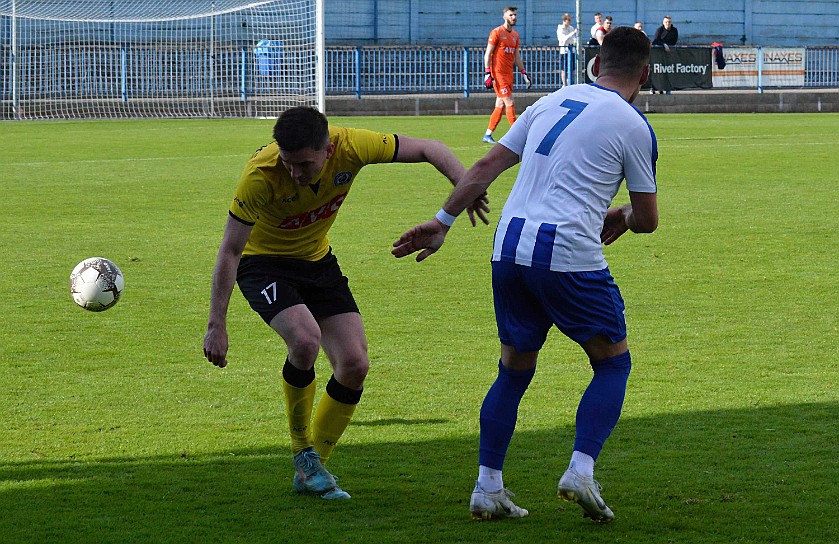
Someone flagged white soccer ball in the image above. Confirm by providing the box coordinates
[69,257,124,312]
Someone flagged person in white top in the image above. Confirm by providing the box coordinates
[634,20,647,36]
[556,12,578,87]
[393,26,658,524]
[590,12,602,39]
[595,15,612,45]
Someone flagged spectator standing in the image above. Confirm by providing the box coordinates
[651,16,678,94]
[590,12,602,40]
[595,16,612,46]
[652,15,678,52]
[482,6,531,144]
[557,13,578,87]
[634,21,646,36]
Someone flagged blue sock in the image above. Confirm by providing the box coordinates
[478,360,536,470]
[573,351,632,460]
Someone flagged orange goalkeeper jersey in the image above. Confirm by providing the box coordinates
[488,25,521,81]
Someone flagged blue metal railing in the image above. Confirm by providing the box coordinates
[806,47,839,87]
[325,45,578,98]
[326,45,838,97]
[2,44,837,105]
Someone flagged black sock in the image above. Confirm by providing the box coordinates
[282,358,315,388]
[325,375,363,405]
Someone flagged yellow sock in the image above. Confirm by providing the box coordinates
[283,377,316,455]
[312,392,357,465]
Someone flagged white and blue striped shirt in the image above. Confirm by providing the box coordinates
[494,83,658,272]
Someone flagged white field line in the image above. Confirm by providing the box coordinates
[1,154,246,167]
[662,140,835,149]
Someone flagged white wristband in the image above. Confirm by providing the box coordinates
[435,208,457,227]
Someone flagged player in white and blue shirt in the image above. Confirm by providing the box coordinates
[393,27,659,522]
[493,83,657,273]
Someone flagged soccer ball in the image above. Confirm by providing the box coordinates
[69,257,124,312]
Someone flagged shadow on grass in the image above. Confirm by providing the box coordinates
[1,402,836,544]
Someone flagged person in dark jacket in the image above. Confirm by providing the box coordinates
[652,15,678,52]
[650,15,678,94]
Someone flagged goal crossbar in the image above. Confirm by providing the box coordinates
[1,0,325,119]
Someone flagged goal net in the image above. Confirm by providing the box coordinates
[0,0,324,120]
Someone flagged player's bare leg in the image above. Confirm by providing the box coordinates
[314,312,368,464]
[285,311,368,499]
[271,305,351,499]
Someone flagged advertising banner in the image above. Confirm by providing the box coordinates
[712,47,805,88]
[584,47,712,91]
[648,47,712,91]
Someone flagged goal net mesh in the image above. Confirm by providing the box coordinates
[1,0,321,119]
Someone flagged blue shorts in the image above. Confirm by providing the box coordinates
[492,261,627,352]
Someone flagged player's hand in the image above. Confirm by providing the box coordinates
[466,191,491,226]
[484,70,494,89]
[601,205,630,245]
[521,72,532,89]
[392,219,449,262]
[203,325,229,368]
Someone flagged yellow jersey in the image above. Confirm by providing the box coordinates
[230,126,397,260]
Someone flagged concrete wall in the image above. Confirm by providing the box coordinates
[325,0,839,47]
[325,90,839,116]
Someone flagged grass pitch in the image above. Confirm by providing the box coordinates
[1,113,837,543]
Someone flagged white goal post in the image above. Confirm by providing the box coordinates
[0,0,324,120]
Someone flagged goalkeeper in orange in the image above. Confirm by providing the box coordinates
[482,6,531,144]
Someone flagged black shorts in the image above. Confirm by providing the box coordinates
[237,252,359,324]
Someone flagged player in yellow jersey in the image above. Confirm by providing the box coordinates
[203,106,489,500]
[482,6,531,144]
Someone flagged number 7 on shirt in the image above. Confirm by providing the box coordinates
[535,99,588,156]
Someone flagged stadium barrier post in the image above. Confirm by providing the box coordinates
[757,46,764,93]
[354,46,362,99]
[462,47,470,97]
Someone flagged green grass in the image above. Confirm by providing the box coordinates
[1,113,837,543]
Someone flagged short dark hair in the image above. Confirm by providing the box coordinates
[272,106,329,152]
[599,26,651,77]
[504,6,517,13]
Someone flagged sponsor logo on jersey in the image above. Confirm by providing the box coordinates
[278,192,348,229]
[234,197,245,207]
[333,171,353,186]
